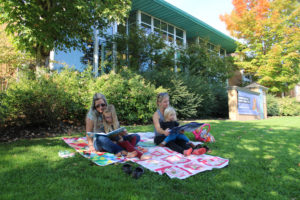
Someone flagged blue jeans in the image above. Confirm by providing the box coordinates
[164,133,189,144]
[123,134,140,144]
[94,134,140,154]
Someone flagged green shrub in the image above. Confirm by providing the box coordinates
[182,74,228,118]
[266,94,280,116]
[142,69,201,119]
[210,84,229,118]
[94,71,161,124]
[266,94,300,116]
[278,97,300,116]
[2,72,66,127]
[0,67,163,129]
[0,91,8,126]
[51,66,95,120]
[168,78,200,119]
[0,67,93,128]
[142,69,229,119]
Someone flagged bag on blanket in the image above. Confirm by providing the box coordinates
[192,123,215,143]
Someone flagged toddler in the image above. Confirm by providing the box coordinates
[102,105,150,160]
[159,106,206,156]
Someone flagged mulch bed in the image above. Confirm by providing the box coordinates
[0,123,85,143]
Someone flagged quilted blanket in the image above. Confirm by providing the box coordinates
[62,137,124,166]
[62,132,229,179]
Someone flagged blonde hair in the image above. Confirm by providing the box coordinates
[156,92,169,107]
[90,93,107,112]
[164,106,177,121]
[102,104,120,133]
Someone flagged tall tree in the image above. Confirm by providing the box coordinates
[0,0,131,68]
[220,0,300,93]
[0,24,33,69]
[109,26,174,72]
[178,40,236,84]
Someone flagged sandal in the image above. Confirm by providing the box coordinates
[132,167,144,179]
[122,163,132,175]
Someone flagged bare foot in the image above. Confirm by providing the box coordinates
[115,150,127,157]
[115,152,122,157]
[137,146,148,153]
[158,143,165,147]
[140,154,152,160]
[127,151,138,158]
[183,148,193,156]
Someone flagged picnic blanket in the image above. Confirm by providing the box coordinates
[62,132,229,179]
[62,137,124,166]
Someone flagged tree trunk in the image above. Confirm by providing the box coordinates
[36,44,51,70]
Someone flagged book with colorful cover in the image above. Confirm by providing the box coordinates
[87,127,126,138]
[170,122,204,134]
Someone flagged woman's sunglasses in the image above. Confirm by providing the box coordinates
[95,103,106,108]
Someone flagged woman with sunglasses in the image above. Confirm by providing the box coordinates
[86,93,140,156]
[153,93,192,155]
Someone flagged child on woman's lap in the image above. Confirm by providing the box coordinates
[103,105,151,160]
[159,106,206,156]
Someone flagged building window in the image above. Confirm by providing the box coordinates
[141,13,151,25]
[154,18,160,34]
[176,28,184,46]
[141,13,152,34]
[138,11,186,47]
[208,43,215,52]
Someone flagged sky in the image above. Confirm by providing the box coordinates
[164,0,234,37]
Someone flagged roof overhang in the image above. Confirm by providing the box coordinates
[131,0,237,53]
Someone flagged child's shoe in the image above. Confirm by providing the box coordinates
[183,148,193,156]
[192,148,206,155]
[159,141,166,147]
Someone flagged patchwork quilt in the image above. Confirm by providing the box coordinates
[62,132,229,179]
[62,137,124,166]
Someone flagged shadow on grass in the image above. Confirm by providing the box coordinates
[1,117,300,199]
[200,118,300,199]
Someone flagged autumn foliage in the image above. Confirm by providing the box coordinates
[220,0,300,93]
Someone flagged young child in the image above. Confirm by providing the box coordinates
[102,105,150,160]
[159,106,206,156]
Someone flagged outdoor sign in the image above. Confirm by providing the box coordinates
[238,90,260,115]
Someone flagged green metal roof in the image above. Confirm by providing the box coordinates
[131,0,236,53]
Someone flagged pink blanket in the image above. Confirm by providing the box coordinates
[62,132,229,179]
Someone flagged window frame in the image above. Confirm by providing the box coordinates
[139,11,186,47]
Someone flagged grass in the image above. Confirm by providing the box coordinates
[1,116,300,200]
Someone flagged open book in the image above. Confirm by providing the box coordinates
[87,127,126,138]
[169,122,204,134]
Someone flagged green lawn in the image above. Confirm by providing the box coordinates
[1,117,299,200]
